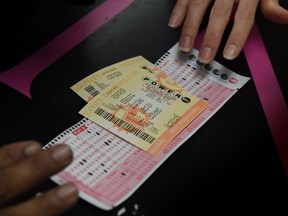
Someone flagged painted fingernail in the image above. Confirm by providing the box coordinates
[51,144,72,163]
[224,44,237,60]
[168,14,179,27]
[57,183,78,200]
[179,36,192,52]
[199,46,213,63]
[25,143,41,156]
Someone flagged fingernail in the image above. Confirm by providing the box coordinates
[25,143,41,156]
[179,36,192,52]
[51,145,72,163]
[224,44,237,60]
[57,183,78,200]
[168,14,179,28]
[199,46,213,63]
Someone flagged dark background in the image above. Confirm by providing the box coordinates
[1,0,288,215]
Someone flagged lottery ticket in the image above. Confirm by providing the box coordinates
[71,56,159,102]
[43,43,250,210]
[79,65,208,156]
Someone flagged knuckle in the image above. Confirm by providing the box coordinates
[236,3,256,21]
[206,31,221,42]
[191,0,206,7]
[231,31,246,41]
[176,0,189,8]
[211,3,231,17]
[182,21,198,31]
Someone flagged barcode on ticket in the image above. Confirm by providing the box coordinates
[95,107,156,144]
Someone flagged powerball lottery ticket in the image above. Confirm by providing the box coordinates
[43,43,250,210]
[70,56,160,102]
[79,63,208,156]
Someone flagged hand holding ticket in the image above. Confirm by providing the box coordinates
[79,63,208,156]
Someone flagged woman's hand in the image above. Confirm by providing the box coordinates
[168,0,260,63]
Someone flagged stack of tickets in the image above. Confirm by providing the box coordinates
[71,56,208,156]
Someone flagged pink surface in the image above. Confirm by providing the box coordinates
[244,24,288,177]
[195,24,288,177]
[0,0,134,98]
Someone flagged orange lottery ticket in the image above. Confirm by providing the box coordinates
[79,65,208,156]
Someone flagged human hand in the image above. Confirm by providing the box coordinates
[261,0,288,24]
[168,0,260,63]
[0,141,78,216]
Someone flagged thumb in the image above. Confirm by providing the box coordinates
[261,0,288,24]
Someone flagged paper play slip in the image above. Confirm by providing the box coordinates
[71,56,159,102]
[79,65,209,156]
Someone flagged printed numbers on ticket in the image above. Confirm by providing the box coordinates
[79,65,209,156]
[71,56,160,102]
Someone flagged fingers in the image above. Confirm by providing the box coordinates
[0,141,41,169]
[0,144,73,205]
[168,0,190,28]
[199,0,235,63]
[223,0,259,60]
[261,0,288,24]
[0,182,78,216]
[168,0,212,52]
[169,0,261,63]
